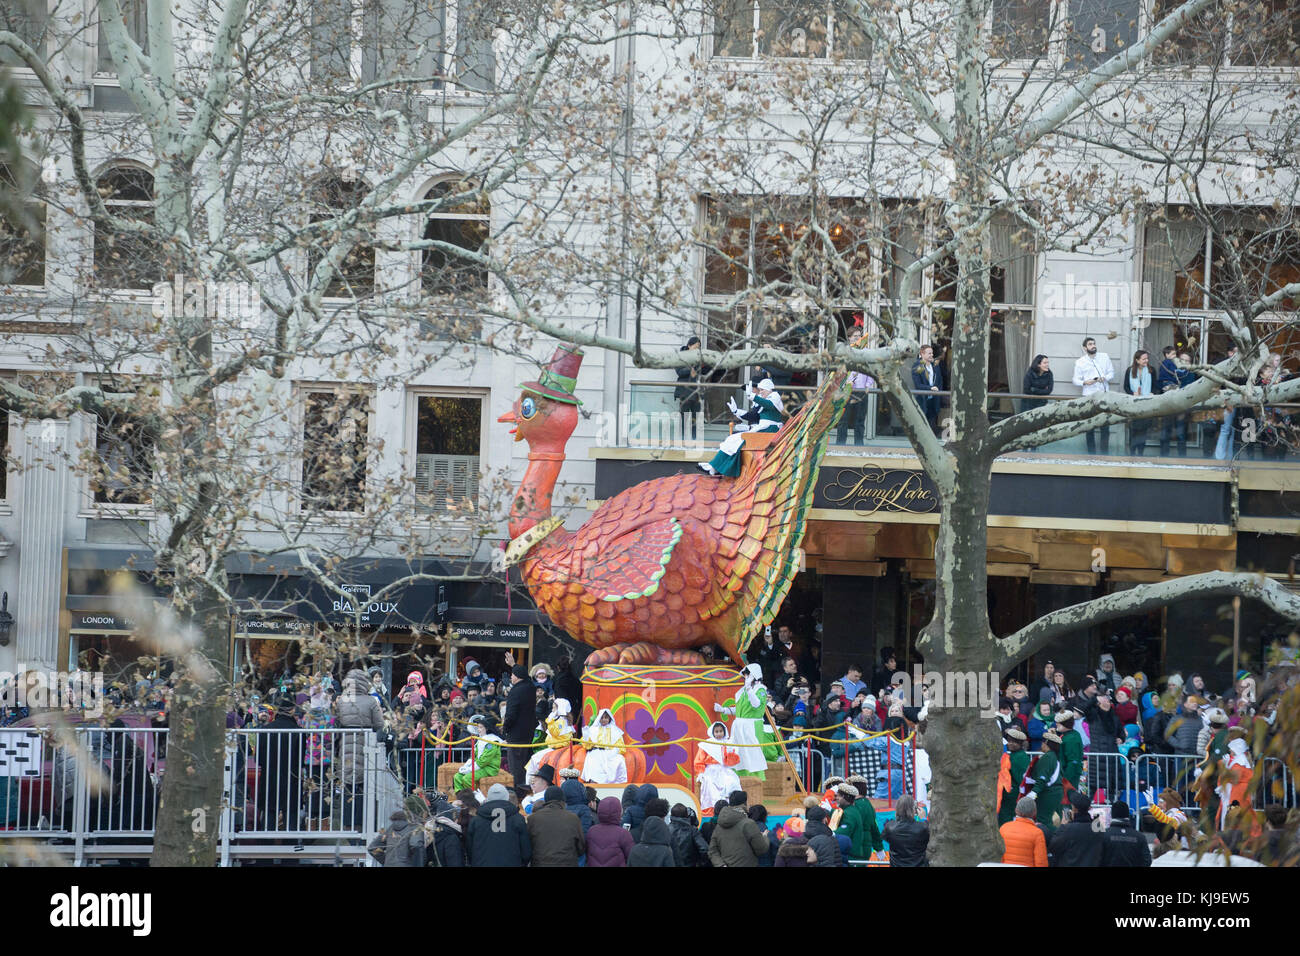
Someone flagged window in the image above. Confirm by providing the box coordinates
[0,0,48,65]
[989,0,1057,60]
[413,393,482,514]
[306,175,375,299]
[1153,0,1300,66]
[301,388,371,513]
[93,166,163,292]
[421,179,489,297]
[91,380,158,506]
[713,1,870,59]
[310,0,494,91]
[1142,205,1300,363]
[97,0,150,74]
[1061,0,1142,69]
[0,162,46,287]
[1143,205,1300,313]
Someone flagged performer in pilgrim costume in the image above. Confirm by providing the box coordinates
[698,379,785,477]
[694,720,743,809]
[1216,736,1254,829]
[453,715,502,793]
[525,698,576,777]
[581,708,629,784]
[714,663,777,777]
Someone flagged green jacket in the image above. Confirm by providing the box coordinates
[1060,730,1084,788]
[853,798,883,853]
[999,749,1031,825]
[836,804,865,859]
[1031,750,1064,831]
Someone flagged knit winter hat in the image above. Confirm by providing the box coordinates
[486,783,511,802]
[512,664,529,680]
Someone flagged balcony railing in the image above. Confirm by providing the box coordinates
[625,380,1300,465]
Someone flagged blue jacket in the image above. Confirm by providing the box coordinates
[561,778,594,833]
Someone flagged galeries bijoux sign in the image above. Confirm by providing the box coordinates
[331,584,399,625]
[815,466,939,516]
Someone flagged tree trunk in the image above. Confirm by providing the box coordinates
[151,577,230,865]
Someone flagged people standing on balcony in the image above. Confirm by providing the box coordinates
[1123,349,1154,455]
[1072,337,1114,454]
[1214,345,1243,460]
[1021,354,1054,412]
[674,336,705,441]
[836,330,875,445]
[1157,347,1197,456]
[698,379,783,477]
[910,344,944,433]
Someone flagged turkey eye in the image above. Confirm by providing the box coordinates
[520,397,537,420]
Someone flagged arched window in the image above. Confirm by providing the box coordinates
[307,175,375,299]
[0,161,46,287]
[421,179,488,297]
[94,165,162,291]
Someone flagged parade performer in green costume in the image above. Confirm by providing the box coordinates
[714,663,778,776]
[699,379,785,477]
[453,715,502,792]
[999,727,1032,826]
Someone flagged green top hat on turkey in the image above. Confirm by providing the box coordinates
[521,344,584,405]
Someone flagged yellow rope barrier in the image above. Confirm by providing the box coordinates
[424,728,916,748]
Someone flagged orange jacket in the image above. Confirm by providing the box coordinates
[999,816,1048,867]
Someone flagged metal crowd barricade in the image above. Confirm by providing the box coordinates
[1133,753,1203,826]
[0,727,75,837]
[1081,753,1137,806]
[1254,757,1297,809]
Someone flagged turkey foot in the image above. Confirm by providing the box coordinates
[585,643,706,666]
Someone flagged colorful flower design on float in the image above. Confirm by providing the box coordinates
[624,706,691,777]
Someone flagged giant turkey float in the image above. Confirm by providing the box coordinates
[496,343,850,801]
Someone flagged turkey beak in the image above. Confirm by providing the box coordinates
[497,408,519,439]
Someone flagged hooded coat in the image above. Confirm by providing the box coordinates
[774,837,812,867]
[628,815,677,867]
[707,805,769,867]
[369,810,425,867]
[586,796,635,867]
[623,783,658,841]
[804,818,843,867]
[466,798,531,867]
[561,778,594,833]
[526,798,586,867]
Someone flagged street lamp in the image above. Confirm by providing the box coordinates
[0,593,12,646]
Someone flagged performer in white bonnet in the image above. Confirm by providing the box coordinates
[694,720,743,809]
[581,708,628,784]
[714,663,775,776]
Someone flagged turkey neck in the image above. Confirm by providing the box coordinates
[507,450,565,539]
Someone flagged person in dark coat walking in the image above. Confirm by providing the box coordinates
[369,803,427,867]
[560,774,594,833]
[881,795,929,866]
[527,786,585,866]
[1099,801,1152,867]
[804,806,843,867]
[425,793,466,867]
[628,815,677,866]
[586,796,634,867]
[1049,790,1103,867]
[466,783,531,867]
[667,804,711,866]
[501,665,538,788]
